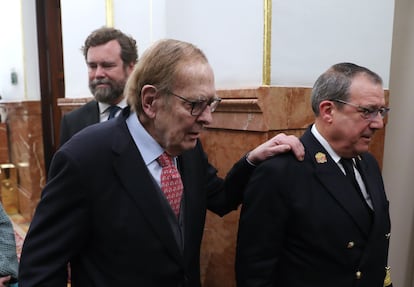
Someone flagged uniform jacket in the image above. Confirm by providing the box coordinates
[59,100,99,146]
[236,127,391,287]
[19,108,255,287]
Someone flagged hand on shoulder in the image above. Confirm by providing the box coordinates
[247,133,305,164]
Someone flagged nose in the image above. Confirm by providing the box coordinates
[196,105,213,125]
[94,65,107,78]
[369,112,384,129]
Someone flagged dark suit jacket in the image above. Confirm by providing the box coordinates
[59,100,99,146]
[19,108,255,287]
[236,127,391,287]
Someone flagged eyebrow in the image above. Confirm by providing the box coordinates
[87,61,117,67]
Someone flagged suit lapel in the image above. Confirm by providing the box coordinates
[111,116,184,266]
[302,129,372,236]
[84,100,100,125]
[352,156,390,266]
[177,145,205,259]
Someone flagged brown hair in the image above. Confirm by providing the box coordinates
[82,27,138,65]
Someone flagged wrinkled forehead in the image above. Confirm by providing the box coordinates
[174,61,215,87]
[349,74,385,104]
[86,40,122,62]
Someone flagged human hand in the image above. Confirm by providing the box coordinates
[247,133,304,164]
[0,275,11,287]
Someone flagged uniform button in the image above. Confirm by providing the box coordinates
[347,241,355,248]
[385,233,391,239]
[355,271,362,279]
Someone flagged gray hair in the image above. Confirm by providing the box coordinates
[311,62,383,116]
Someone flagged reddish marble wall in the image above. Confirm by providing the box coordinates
[0,123,9,163]
[4,101,46,220]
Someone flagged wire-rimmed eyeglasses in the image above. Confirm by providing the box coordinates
[167,91,222,116]
[332,99,390,120]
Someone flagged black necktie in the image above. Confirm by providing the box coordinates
[341,158,373,230]
[340,158,360,192]
[107,105,121,120]
[341,158,373,211]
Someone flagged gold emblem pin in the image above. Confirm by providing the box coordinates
[384,266,392,286]
[315,152,327,163]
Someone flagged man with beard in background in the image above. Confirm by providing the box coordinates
[59,27,138,146]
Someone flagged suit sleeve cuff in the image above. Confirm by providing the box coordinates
[245,152,257,167]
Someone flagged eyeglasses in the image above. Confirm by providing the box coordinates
[167,91,222,116]
[332,99,390,120]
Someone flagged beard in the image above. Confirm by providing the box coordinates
[89,78,126,104]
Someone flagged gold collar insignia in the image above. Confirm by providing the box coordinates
[315,152,327,163]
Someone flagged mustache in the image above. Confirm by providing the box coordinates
[91,79,112,87]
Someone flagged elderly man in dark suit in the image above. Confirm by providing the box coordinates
[59,27,137,146]
[236,63,392,287]
[18,39,304,287]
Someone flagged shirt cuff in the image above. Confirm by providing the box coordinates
[245,152,257,167]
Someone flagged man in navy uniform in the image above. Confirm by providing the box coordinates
[236,63,392,287]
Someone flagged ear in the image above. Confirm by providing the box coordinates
[141,85,159,118]
[319,100,335,123]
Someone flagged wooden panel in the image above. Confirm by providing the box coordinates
[36,0,65,170]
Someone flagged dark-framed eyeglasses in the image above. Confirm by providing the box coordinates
[167,91,222,116]
[332,99,390,120]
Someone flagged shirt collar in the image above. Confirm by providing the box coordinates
[311,124,341,164]
[126,111,164,166]
[98,97,128,115]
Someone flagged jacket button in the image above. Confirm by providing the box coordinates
[355,271,362,279]
[347,241,355,248]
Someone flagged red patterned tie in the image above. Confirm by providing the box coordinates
[157,152,183,217]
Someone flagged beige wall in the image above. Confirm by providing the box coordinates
[383,0,414,286]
